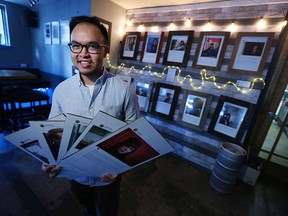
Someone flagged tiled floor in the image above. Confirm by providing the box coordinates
[1,132,288,216]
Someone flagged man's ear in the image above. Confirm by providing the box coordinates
[103,46,110,58]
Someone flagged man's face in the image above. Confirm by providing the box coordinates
[70,23,108,75]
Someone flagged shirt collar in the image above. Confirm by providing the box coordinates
[77,68,109,87]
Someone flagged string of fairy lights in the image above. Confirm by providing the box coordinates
[106,54,265,94]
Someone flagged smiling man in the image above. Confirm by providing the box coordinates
[43,16,140,216]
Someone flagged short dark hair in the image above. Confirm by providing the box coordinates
[70,16,109,44]
[116,138,140,149]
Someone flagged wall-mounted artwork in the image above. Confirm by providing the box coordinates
[192,31,230,71]
[60,20,70,45]
[95,16,112,46]
[120,32,141,60]
[141,32,164,64]
[51,21,60,45]
[44,22,51,44]
[150,82,181,120]
[162,31,194,67]
[227,32,274,76]
[208,95,255,143]
[177,90,213,131]
[135,81,154,112]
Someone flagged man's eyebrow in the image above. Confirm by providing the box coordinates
[87,41,100,45]
[70,40,99,45]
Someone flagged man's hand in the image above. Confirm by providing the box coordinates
[101,173,118,182]
[42,164,62,178]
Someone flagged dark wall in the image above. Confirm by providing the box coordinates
[0,1,35,67]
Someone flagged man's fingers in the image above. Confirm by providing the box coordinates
[43,165,56,173]
[41,164,61,178]
[101,173,117,182]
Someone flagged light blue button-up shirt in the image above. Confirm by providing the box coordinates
[49,68,141,186]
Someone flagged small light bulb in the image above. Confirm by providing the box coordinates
[185,18,192,27]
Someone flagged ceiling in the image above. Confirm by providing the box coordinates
[3,0,231,10]
[109,0,223,9]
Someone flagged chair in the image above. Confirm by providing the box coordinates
[0,93,15,132]
[2,87,50,130]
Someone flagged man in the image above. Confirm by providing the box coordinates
[201,42,218,58]
[42,16,140,216]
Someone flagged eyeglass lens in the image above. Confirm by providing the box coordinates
[69,43,100,54]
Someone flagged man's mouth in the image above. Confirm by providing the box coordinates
[79,60,92,67]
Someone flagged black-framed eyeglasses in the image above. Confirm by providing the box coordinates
[68,42,108,54]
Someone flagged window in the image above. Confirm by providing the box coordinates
[0,4,10,46]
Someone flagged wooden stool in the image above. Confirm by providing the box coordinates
[13,89,50,128]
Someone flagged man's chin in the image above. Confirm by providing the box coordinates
[80,70,95,76]
[78,67,94,73]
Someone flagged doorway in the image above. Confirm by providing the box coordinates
[259,85,288,167]
[246,23,288,182]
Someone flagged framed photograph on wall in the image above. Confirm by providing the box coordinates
[44,22,51,44]
[208,95,255,143]
[150,82,181,120]
[120,32,141,60]
[95,16,112,46]
[177,90,213,131]
[192,31,230,71]
[135,81,154,112]
[51,21,60,45]
[162,31,194,67]
[60,20,70,45]
[227,32,274,76]
[141,32,164,64]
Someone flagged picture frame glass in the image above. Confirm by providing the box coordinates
[177,90,212,131]
[135,82,151,112]
[227,32,274,75]
[192,32,230,70]
[44,22,51,44]
[51,21,60,45]
[167,35,188,63]
[197,35,224,67]
[182,94,207,126]
[60,20,70,45]
[214,102,248,138]
[142,32,162,63]
[232,36,268,72]
[155,87,175,115]
[123,35,138,57]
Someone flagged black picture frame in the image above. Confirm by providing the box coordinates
[177,90,213,131]
[227,32,274,75]
[192,31,230,71]
[120,32,141,60]
[150,82,181,120]
[208,95,255,143]
[162,31,194,67]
